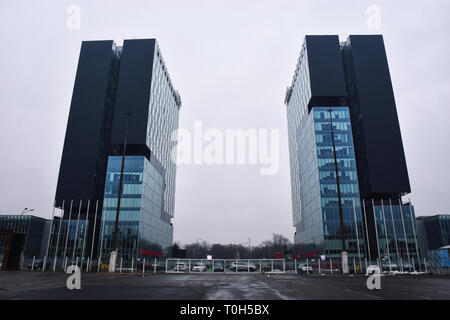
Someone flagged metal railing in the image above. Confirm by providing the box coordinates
[12,255,445,276]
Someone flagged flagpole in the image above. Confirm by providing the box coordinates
[381,199,392,270]
[389,198,401,266]
[352,199,362,269]
[43,199,56,271]
[90,200,99,266]
[62,200,73,260]
[399,198,411,268]
[408,199,421,272]
[362,199,371,262]
[53,200,65,271]
[372,199,381,262]
[81,200,90,261]
[72,200,82,264]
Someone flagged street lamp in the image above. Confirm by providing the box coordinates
[328,108,349,274]
[110,112,132,272]
[20,208,34,269]
[20,208,34,216]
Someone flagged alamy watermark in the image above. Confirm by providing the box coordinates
[66,5,81,30]
[366,265,381,290]
[366,5,382,30]
[66,265,81,290]
[171,121,280,176]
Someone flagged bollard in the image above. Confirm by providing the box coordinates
[306,259,309,275]
[143,258,145,274]
[318,259,321,274]
[353,258,356,274]
[131,258,134,273]
[154,258,157,274]
[330,259,333,275]
[120,258,123,273]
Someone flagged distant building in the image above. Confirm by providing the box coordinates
[284,35,419,263]
[0,215,51,268]
[417,214,450,257]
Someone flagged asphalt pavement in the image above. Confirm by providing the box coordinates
[0,271,449,300]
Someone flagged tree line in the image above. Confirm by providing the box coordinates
[168,234,318,259]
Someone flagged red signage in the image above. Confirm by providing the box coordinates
[301,251,318,258]
[140,250,163,257]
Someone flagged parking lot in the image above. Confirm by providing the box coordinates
[0,271,449,300]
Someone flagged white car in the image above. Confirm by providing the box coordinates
[191,263,207,272]
[297,263,313,273]
[172,262,188,272]
[230,262,257,272]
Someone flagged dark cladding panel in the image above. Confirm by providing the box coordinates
[110,39,156,151]
[55,40,118,207]
[345,35,410,196]
[305,35,347,106]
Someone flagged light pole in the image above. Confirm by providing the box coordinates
[110,112,131,272]
[328,109,348,274]
[21,208,34,216]
[21,208,34,268]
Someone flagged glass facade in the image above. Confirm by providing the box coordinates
[47,217,90,261]
[296,107,365,258]
[419,214,450,251]
[99,156,172,263]
[285,42,311,231]
[0,215,48,258]
[370,201,420,262]
[148,44,181,219]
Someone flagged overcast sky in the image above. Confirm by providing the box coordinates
[0,0,449,246]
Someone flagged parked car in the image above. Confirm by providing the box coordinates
[297,263,313,274]
[25,259,51,270]
[191,262,207,272]
[381,261,399,271]
[172,262,188,272]
[229,262,257,272]
[213,262,224,272]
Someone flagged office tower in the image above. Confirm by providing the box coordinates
[51,39,181,264]
[285,35,420,264]
[285,36,365,260]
